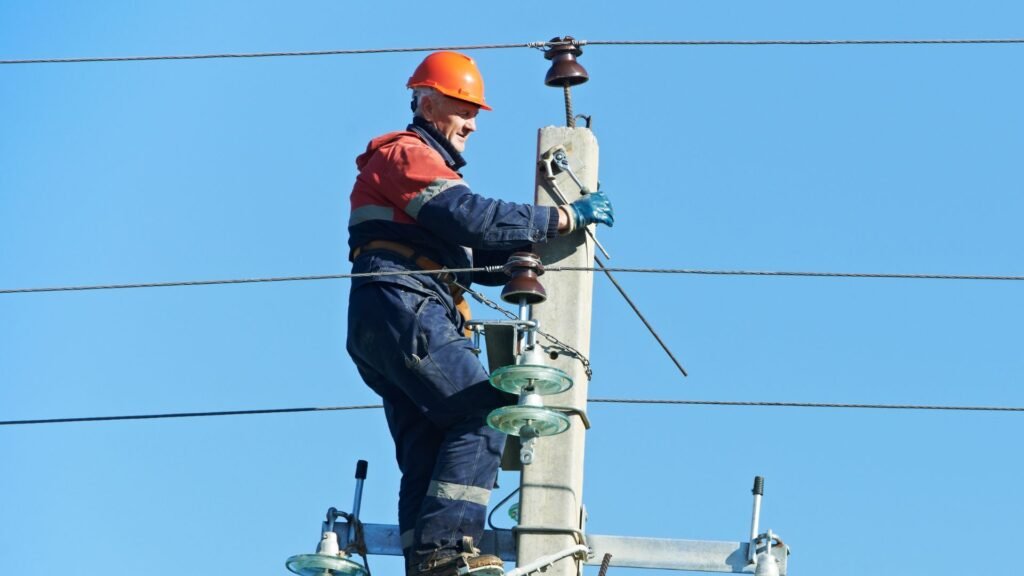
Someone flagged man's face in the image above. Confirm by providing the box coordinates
[422,95,479,153]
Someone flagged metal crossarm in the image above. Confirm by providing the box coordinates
[330,523,789,574]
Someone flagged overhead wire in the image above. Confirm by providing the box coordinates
[586,398,1024,411]
[0,404,383,426]
[582,38,1024,47]
[3,37,1024,65]
[0,42,545,65]
[3,266,1024,295]
[580,267,1024,281]
[0,269,486,294]
[3,398,1023,427]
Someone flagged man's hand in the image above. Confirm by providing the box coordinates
[569,190,615,229]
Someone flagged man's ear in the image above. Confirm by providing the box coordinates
[418,94,435,121]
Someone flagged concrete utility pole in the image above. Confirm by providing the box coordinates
[515,126,599,576]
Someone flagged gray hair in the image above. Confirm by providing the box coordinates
[411,87,440,117]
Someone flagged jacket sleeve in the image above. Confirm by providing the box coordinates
[419,187,559,249]
[384,143,560,249]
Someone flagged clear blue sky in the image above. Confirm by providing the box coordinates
[2,2,1022,575]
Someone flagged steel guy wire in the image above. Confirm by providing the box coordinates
[4,398,1024,427]
[4,267,1024,295]
[536,168,687,376]
[592,256,688,377]
[3,38,1024,65]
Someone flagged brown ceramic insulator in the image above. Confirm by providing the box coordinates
[500,252,547,305]
[544,36,589,87]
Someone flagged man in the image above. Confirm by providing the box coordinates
[346,51,613,576]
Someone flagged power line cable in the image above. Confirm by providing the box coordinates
[3,38,1023,65]
[0,269,488,294]
[0,405,383,426]
[563,267,1024,281]
[0,42,545,65]
[4,267,1023,295]
[586,398,1024,411]
[583,38,1024,47]
[3,398,1023,427]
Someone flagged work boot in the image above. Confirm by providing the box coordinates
[415,553,504,576]
[416,538,503,576]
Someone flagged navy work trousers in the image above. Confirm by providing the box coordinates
[347,266,509,574]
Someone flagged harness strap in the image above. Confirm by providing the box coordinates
[354,240,472,336]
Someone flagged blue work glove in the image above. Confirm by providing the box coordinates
[568,190,615,229]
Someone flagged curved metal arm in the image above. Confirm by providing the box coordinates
[506,545,590,576]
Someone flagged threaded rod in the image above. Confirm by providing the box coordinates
[563,84,574,127]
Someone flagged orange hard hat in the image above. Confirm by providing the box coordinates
[407,51,493,111]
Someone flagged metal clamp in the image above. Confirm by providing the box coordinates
[467,319,538,356]
[538,146,611,259]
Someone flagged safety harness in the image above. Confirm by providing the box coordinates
[354,240,473,336]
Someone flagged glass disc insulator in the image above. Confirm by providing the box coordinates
[487,405,570,437]
[489,364,573,395]
[286,554,368,576]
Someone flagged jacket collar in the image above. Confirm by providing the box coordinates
[408,116,467,171]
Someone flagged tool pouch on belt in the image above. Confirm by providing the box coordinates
[355,241,473,337]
